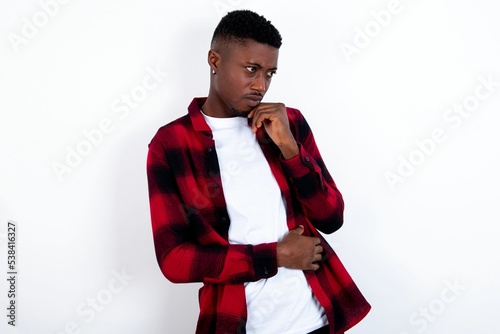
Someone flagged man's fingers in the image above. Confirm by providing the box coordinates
[248,104,282,131]
[280,225,325,271]
[309,263,320,271]
[247,104,265,120]
[314,253,323,262]
[291,225,304,235]
[250,110,270,131]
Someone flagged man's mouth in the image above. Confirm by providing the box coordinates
[245,95,262,107]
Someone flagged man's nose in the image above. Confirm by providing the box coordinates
[250,73,267,93]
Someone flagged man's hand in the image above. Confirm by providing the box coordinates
[277,225,323,271]
[247,103,299,159]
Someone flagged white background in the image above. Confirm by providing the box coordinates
[1,0,499,333]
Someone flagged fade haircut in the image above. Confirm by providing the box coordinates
[211,10,282,50]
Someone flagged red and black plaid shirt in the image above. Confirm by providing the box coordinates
[147,97,370,333]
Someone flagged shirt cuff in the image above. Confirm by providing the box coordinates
[280,144,315,179]
[252,242,278,279]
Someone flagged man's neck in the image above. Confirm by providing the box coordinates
[201,93,234,118]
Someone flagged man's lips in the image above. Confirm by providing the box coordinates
[245,95,262,107]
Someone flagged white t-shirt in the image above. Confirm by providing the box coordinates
[202,111,327,334]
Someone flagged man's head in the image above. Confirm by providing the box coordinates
[204,10,282,117]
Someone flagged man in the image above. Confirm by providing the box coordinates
[147,10,370,334]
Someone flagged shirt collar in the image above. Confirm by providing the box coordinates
[188,97,212,133]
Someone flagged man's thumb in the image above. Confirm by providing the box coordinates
[292,225,304,235]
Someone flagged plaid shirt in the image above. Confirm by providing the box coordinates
[147,97,370,334]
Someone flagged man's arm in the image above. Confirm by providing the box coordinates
[280,109,345,234]
[249,104,344,234]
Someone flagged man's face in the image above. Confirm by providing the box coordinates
[212,39,279,117]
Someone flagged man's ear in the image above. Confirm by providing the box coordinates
[208,49,221,72]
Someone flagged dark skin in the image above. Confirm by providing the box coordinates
[201,38,323,271]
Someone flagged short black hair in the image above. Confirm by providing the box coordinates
[211,10,282,49]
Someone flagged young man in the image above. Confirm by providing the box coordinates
[147,10,370,334]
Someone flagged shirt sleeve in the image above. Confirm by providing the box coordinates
[147,144,278,285]
[279,109,345,234]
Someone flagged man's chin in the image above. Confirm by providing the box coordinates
[230,107,252,118]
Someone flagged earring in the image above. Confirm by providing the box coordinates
[212,69,216,75]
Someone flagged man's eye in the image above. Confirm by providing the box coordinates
[267,71,277,78]
[246,66,257,73]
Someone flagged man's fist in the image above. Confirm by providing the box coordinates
[277,225,323,271]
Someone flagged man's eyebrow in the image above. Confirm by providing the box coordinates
[246,62,262,68]
[246,62,278,70]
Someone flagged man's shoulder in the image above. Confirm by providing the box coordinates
[150,97,207,144]
[148,113,193,149]
[284,106,306,128]
[285,106,303,120]
[157,113,191,133]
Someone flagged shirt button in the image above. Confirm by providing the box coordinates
[305,157,310,163]
[207,147,213,152]
[264,268,269,275]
